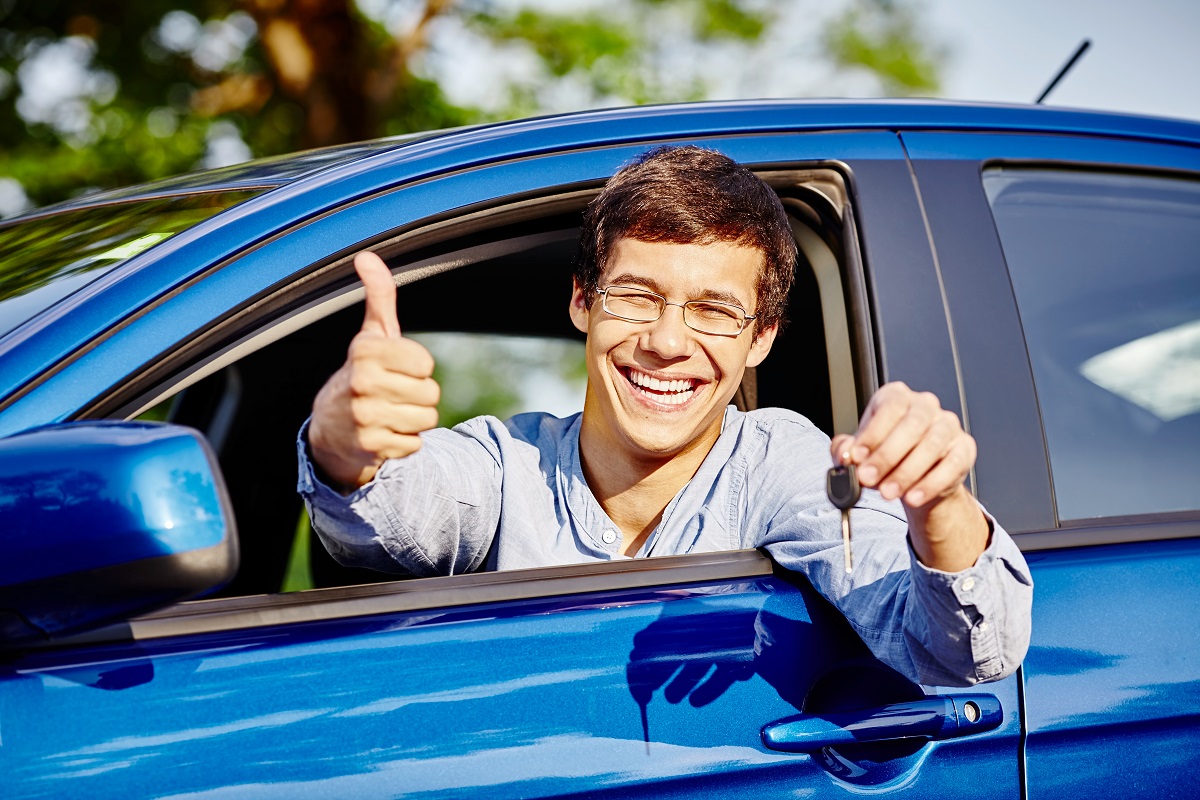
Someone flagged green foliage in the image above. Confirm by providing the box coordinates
[822,0,944,95]
[411,332,586,429]
[0,0,946,211]
[281,510,314,592]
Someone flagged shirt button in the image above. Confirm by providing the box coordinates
[960,577,976,593]
[978,620,990,632]
[602,530,617,545]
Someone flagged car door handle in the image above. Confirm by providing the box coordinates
[761,693,1002,752]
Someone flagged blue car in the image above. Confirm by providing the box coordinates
[1,100,1198,798]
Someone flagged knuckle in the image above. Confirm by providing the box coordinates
[347,369,373,397]
[348,396,375,427]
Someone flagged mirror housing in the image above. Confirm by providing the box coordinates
[0,421,238,646]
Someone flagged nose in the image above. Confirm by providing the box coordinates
[639,303,693,360]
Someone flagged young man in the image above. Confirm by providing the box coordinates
[299,146,1032,687]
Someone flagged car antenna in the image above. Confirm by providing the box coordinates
[1035,39,1092,104]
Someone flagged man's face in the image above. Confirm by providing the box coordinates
[569,237,778,466]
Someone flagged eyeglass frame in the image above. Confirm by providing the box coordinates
[595,285,758,337]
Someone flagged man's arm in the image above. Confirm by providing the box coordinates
[300,250,503,577]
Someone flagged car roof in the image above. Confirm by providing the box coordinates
[13,98,1200,220]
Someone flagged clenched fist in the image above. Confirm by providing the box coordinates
[308,251,441,491]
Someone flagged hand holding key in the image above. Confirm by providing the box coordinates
[829,382,989,573]
[308,251,441,491]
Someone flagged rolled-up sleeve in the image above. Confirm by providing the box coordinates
[901,512,1033,685]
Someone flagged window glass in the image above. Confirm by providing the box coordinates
[0,191,263,338]
[984,169,1200,520]
[409,332,587,427]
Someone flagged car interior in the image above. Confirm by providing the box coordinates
[124,168,864,599]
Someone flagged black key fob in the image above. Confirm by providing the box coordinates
[826,464,861,510]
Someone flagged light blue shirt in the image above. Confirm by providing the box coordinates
[298,407,1032,686]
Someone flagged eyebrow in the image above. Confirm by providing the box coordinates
[605,272,750,309]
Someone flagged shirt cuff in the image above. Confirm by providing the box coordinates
[296,416,379,500]
[906,507,1033,684]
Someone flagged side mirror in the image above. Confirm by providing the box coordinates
[0,421,238,646]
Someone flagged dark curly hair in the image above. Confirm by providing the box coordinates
[574,145,796,333]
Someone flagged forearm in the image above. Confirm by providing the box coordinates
[905,484,991,572]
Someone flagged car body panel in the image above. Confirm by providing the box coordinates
[1022,538,1200,800]
[2,569,1022,799]
[908,129,1200,798]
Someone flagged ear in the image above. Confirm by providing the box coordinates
[569,279,590,334]
[745,322,779,368]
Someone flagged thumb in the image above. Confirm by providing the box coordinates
[355,251,402,339]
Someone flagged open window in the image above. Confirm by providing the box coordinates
[119,167,862,598]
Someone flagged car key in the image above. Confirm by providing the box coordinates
[826,463,861,573]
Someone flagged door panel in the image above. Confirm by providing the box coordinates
[1,568,1021,798]
[1023,537,1200,800]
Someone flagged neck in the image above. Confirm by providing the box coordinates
[577,409,722,556]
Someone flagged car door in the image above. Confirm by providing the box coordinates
[906,127,1200,800]
[1,121,1022,798]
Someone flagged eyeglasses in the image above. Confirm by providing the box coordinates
[596,285,756,337]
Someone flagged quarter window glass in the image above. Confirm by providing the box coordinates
[0,191,263,338]
[984,169,1200,520]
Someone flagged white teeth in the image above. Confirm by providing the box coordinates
[627,369,696,404]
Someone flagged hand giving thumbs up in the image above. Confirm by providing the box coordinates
[308,252,441,491]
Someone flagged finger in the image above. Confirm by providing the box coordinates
[829,434,856,466]
[355,251,402,340]
[350,422,425,456]
[850,383,913,464]
[349,332,436,379]
[903,435,976,508]
[874,414,958,500]
[350,369,440,407]
[860,398,941,492]
[351,396,439,436]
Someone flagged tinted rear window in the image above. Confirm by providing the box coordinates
[985,168,1200,521]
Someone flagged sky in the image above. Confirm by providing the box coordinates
[922,0,1200,122]
[426,0,1200,126]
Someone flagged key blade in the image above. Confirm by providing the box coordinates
[842,511,853,574]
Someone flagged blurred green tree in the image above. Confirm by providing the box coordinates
[0,0,944,212]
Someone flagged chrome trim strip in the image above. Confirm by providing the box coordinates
[67,550,775,646]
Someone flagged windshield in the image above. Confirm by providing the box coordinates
[0,190,263,339]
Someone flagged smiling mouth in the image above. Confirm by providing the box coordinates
[623,368,700,406]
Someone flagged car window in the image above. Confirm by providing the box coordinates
[983,168,1200,521]
[133,177,855,598]
[0,191,263,339]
